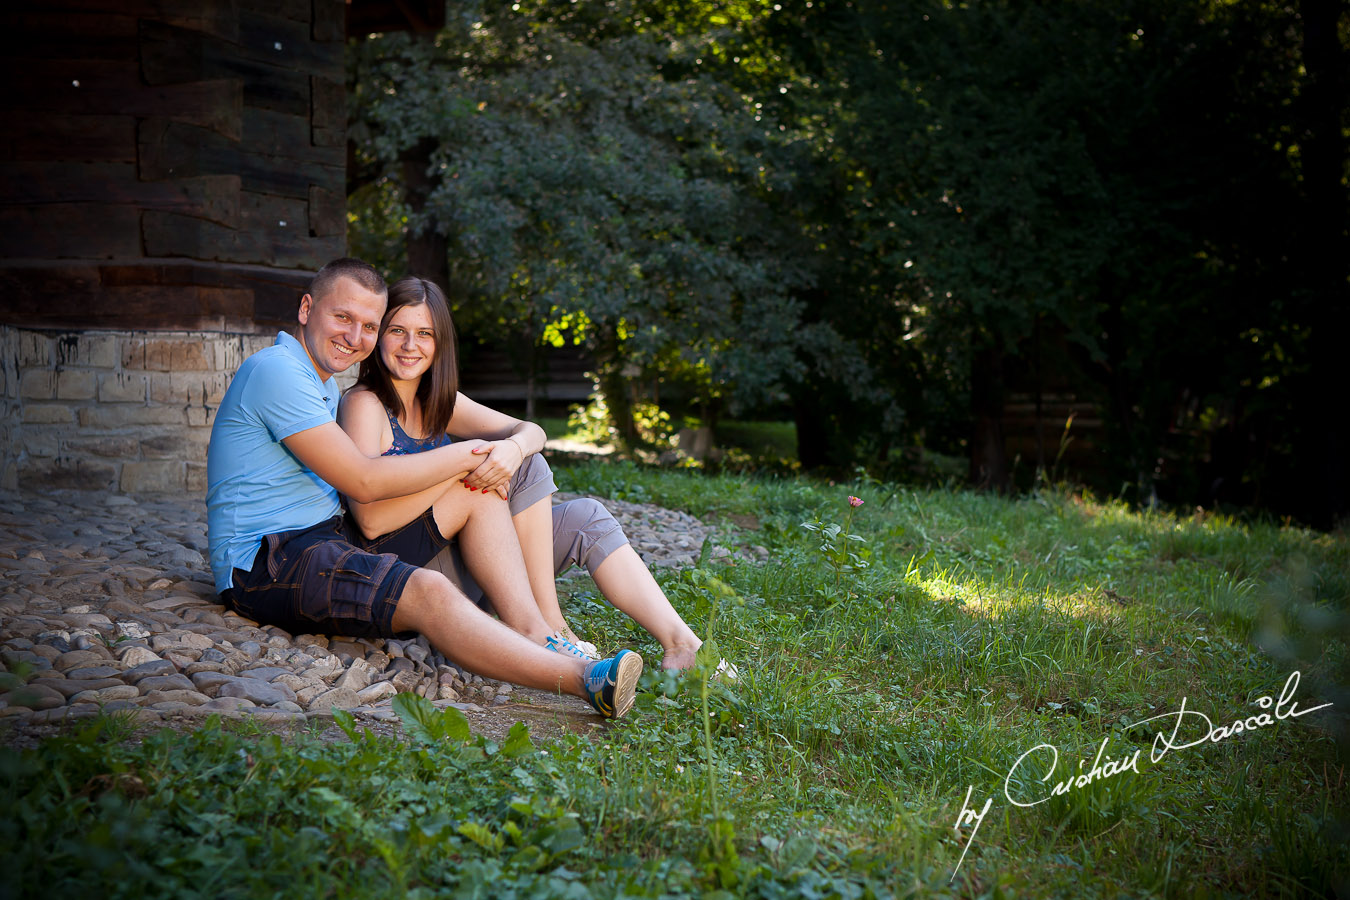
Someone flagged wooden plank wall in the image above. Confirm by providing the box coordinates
[0,0,348,331]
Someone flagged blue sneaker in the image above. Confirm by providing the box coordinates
[583,649,643,719]
[544,632,590,660]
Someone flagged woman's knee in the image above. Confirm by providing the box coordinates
[574,497,614,529]
[554,498,627,574]
[507,453,558,515]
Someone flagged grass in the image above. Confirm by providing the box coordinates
[3,460,1348,899]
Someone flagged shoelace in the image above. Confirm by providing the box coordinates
[543,633,589,659]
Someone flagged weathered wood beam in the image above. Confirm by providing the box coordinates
[143,192,342,268]
[16,0,241,42]
[1,115,137,163]
[4,60,243,141]
[0,163,240,228]
[0,260,313,330]
[0,204,142,258]
[138,116,342,199]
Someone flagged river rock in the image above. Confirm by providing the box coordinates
[356,682,397,704]
[123,659,178,682]
[142,689,210,706]
[190,672,236,696]
[335,659,374,692]
[1,683,66,710]
[64,665,122,680]
[239,666,290,682]
[135,674,197,694]
[218,679,297,706]
[307,687,359,711]
[202,696,256,712]
[118,646,161,667]
[70,685,141,704]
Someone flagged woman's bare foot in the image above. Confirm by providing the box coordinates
[660,643,702,672]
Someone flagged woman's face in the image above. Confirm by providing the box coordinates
[379,303,436,383]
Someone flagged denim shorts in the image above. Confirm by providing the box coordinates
[220,516,420,639]
[349,507,449,570]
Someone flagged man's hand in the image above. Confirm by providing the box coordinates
[462,439,524,498]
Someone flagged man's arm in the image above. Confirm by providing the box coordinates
[332,389,493,539]
[449,393,548,493]
[283,421,486,506]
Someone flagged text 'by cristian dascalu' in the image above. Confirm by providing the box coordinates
[948,670,1332,880]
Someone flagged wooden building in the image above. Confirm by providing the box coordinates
[0,0,442,492]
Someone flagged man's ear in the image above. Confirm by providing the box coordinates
[298,293,314,325]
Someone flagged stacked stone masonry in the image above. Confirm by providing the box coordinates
[1,324,356,493]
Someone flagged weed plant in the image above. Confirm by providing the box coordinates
[2,462,1346,898]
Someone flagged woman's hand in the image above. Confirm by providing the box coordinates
[461,438,525,497]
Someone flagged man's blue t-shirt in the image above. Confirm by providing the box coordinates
[207,332,343,593]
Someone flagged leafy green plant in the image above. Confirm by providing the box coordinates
[3,460,1345,898]
[800,494,873,591]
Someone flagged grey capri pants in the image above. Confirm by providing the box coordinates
[430,453,630,603]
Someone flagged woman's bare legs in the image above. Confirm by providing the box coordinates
[428,484,555,644]
[512,499,570,633]
[590,545,703,671]
[511,497,703,670]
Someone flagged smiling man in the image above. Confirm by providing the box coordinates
[206,257,641,718]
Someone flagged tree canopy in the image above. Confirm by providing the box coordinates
[348,0,1348,525]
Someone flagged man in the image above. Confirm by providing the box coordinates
[206,257,641,717]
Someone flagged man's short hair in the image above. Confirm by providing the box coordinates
[309,257,387,303]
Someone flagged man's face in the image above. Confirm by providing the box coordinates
[296,276,387,380]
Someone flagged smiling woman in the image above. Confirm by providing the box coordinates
[336,275,718,673]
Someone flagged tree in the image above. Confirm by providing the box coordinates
[348,0,810,440]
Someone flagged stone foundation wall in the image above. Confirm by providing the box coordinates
[1,325,355,494]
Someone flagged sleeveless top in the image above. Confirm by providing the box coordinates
[381,408,452,457]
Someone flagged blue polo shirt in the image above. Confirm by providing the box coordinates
[207,332,343,592]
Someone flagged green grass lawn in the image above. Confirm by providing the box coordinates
[4,461,1346,899]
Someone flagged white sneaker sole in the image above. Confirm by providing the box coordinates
[610,651,644,718]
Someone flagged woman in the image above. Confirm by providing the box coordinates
[337,276,713,672]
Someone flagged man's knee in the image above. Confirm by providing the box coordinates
[393,567,472,630]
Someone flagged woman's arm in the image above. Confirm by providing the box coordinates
[449,393,548,493]
[335,389,490,540]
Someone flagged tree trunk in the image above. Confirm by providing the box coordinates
[1293,0,1347,528]
[1101,284,1148,497]
[969,341,1008,491]
[793,388,829,469]
[399,137,450,291]
[595,328,638,449]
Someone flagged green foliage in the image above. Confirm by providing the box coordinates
[12,466,1343,895]
[347,0,1345,520]
[391,692,471,745]
[800,497,873,593]
[349,0,811,422]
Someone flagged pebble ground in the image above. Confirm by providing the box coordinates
[0,485,765,732]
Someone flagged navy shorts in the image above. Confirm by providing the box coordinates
[350,506,449,565]
[221,516,423,639]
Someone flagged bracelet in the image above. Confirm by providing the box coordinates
[507,435,526,458]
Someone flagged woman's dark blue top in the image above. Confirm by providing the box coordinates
[382,408,452,457]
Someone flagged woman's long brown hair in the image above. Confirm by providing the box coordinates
[354,276,459,440]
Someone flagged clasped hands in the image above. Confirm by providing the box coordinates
[459,437,525,499]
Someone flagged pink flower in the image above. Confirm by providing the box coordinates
[848,495,864,508]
